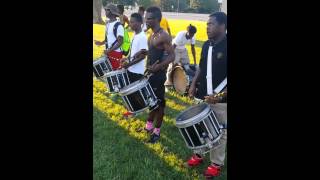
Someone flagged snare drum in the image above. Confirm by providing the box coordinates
[93,56,113,78]
[175,103,222,152]
[119,78,158,114]
[105,69,130,93]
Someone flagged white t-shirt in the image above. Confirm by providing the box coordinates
[172,31,196,50]
[106,20,124,52]
[128,31,148,75]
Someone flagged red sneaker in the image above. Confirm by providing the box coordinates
[123,111,134,117]
[204,164,221,178]
[187,154,203,167]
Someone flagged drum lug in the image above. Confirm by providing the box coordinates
[219,124,227,129]
[114,85,119,92]
[148,96,156,107]
[208,133,214,140]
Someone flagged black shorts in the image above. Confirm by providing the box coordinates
[148,73,166,108]
[127,70,144,83]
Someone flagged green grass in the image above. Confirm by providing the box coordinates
[93,80,227,180]
[93,18,226,180]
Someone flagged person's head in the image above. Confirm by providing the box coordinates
[117,4,124,15]
[186,24,197,39]
[130,13,143,32]
[138,6,145,17]
[207,12,227,39]
[104,3,120,18]
[145,6,162,29]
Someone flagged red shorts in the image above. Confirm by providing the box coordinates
[107,51,123,70]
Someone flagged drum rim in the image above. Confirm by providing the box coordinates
[105,68,126,77]
[118,78,148,96]
[175,103,212,128]
[185,133,223,150]
[129,106,149,114]
[93,56,108,64]
[99,74,108,82]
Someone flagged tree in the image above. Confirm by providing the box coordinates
[189,0,219,13]
[190,0,200,9]
[152,0,179,12]
[136,0,154,8]
[93,0,104,24]
[199,0,219,13]
[102,0,135,6]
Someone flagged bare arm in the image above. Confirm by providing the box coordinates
[191,67,201,88]
[166,20,171,37]
[159,34,174,68]
[94,39,105,46]
[124,50,148,68]
[191,44,196,65]
[167,28,172,37]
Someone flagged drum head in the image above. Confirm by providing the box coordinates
[172,66,188,94]
[176,103,211,128]
[119,78,148,96]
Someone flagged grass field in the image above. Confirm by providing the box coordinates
[93,19,227,180]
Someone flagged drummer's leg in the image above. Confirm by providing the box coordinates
[145,109,157,131]
[154,100,165,128]
[180,48,189,69]
[209,103,227,166]
[202,103,227,177]
[174,48,181,64]
[145,76,161,132]
[149,77,166,143]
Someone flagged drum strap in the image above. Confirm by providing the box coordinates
[128,36,135,61]
[214,77,227,94]
[206,45,214,95]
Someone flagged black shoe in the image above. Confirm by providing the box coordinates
[148,133,160,144]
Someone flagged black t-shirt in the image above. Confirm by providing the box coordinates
[196,37,227,100]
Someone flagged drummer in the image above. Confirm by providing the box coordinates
[119,13,148,117]
[120,13,148,83]
[142,6,174,143]
[165,24,197,88]
[186,12,227,179]
[94,3,124,70]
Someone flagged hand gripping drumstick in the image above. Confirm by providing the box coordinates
[144,60,160,78]
[193,77,227,104]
